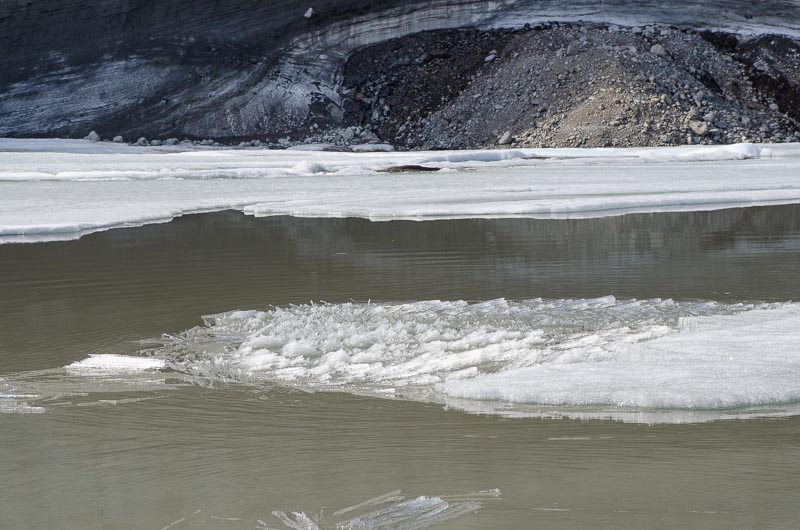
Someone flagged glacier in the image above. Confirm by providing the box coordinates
[37,297,800,424]
[3,0,800,139]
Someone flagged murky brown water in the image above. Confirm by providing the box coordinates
[2,207,800,529]
[3,206,800,372]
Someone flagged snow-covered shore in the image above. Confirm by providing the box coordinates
[2,139,800,243]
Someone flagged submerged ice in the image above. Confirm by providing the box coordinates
[147,488,499,530]
[148,297,800,415]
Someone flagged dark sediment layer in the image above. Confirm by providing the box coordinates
[332,24,800,148]
[2,1,800,147]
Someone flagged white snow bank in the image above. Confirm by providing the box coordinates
[286,143,337,151]
[2,139,800,243]
[349,143,395,152]
[65,354,166,375]
[2,139,793,183]
[149,298,800,422]
[0,138,187,154]
[289,160,330,174]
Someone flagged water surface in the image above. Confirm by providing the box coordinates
[2,206,800,529]
[3,206,800,372]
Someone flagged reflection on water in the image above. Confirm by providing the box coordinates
[2,205,800,372]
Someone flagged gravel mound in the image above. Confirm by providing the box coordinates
[336,23,800,149]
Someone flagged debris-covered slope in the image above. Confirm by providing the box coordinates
[2,0,800,145]
[337,24,800,148]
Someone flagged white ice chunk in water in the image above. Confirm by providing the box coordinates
[150,298,800,417]
[65,354,166,375]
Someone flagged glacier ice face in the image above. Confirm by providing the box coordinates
[3,0,800,138]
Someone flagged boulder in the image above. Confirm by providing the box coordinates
[688,120,709,135]
[85,130,100,142]
[498,130,513,145]
[566,40,581,56]
[694,90,705,105]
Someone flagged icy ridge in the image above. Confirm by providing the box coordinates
[146,297,800,413]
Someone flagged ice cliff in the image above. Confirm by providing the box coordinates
[2,0,800,140]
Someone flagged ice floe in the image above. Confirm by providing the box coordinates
[65,354,166,375]
[5,297,800,422]
[0,360,180,414]
[142,297,800,422]
[3,140,800,243]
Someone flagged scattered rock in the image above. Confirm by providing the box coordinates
[379,165,440,173]
[304,7,313,19]
[566,40,581,56]
[331,24,800,149]
[688,120,710,135]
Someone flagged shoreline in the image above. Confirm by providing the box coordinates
[3,139,800,243]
